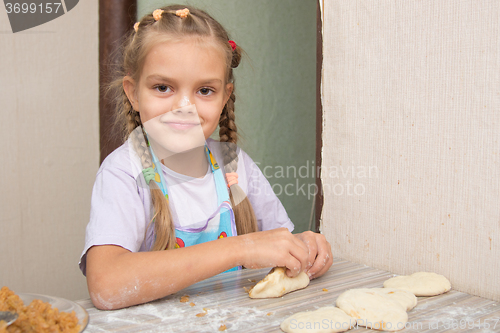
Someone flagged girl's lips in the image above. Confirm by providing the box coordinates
[165,122,200,130]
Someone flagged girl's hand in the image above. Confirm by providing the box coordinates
[294,231,333,279]
[239,228,310,278]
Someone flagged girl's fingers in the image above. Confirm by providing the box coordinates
[268,228,309,275]
[239,228,324,277]
[306,235,333,278]
[238,229,292,270]
[295,232,318,271]
[291,235,311,272]
[309,254,333,279]
[284,256,302,278]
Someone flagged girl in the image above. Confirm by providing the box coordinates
[80,5,332,310]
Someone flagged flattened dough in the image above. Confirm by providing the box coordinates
[372,288,417,311]
[383,272,451,296]
[249,267,309,299]
[281,306,356,333]
[336,289,408,331]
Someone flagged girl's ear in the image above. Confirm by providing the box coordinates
[224,83,234,105]
[123,76,139,111]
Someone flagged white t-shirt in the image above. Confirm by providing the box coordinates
[79,138,294,275]
[163,162,218,230]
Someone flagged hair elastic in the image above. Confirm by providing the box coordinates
[228,40,237,51]
[142,167,157,184]
[175,8,190,18]
[153,9,164,21]
[225,172,238,188]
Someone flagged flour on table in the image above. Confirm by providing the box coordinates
[383,272,451,296]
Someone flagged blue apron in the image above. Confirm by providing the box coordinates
[147,143,239,273]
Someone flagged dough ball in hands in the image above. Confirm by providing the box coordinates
[249,267,309,299]
[336,289,408,331]
[281,306,356,333]
[383,272,451,296]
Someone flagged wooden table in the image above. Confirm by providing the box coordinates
[77,258,500,332]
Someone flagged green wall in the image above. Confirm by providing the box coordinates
[137,0,317,233]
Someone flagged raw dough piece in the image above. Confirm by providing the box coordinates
[372,288,417,311]
[249,267,309,298]
[281,306,356,333]
[383,272,451,296]
[336,289,408,331]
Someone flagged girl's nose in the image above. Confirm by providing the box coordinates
[171,95,197,117]
[172,95,192,112]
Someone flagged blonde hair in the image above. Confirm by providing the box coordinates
[107,5,258,251]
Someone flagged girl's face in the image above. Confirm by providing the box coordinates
[123,38,232,156]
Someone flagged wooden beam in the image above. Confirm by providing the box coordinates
[315,0,323,232]
[99,0,136,164]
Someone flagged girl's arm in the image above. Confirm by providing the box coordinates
[86,228,309,310]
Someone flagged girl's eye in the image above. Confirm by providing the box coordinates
[199,87,214,96]
[155,85,171,93]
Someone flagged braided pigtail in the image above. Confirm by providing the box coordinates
[129,126,176,251]
[219,91,259,235]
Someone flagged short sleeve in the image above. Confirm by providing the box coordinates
[79,143,152,276]
[241,151,295,232]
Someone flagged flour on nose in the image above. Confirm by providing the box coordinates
[179,95,191,107]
